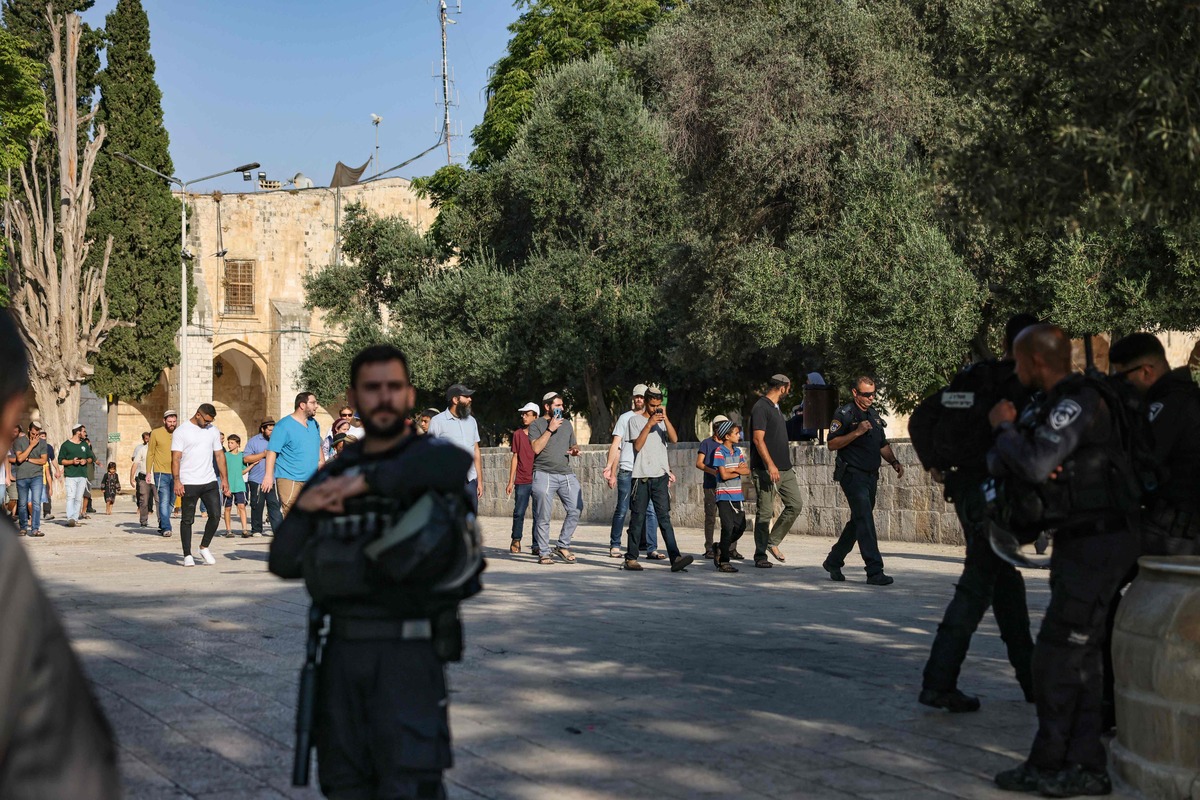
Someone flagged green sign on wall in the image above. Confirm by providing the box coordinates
[108,432,121,443]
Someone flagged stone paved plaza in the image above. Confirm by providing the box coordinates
[23,504,1137,799]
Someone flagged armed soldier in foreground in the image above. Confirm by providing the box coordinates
[269,344,484,800]
[986,325,1141,798]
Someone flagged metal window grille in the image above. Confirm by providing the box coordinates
[224,259,255,315]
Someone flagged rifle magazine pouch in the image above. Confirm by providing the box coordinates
[304,517,373,603]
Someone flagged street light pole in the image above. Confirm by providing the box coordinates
[113,153,259,415]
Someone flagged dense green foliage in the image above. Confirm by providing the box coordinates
[0,26,47,303]
[470,0,670,169]
[302,0,1200,439]
[87,0,181,399]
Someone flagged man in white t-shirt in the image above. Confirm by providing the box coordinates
[171,404,230,567]
[602,385,662,559]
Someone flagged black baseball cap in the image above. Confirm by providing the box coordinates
[446,383,475,401]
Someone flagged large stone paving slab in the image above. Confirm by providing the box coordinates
[21,505,1137,798]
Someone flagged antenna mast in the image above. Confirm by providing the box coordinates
[437,0,460,164]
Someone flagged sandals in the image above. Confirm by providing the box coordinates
[768,545,786,563]
[537,556,554,565]
[647,551,668,560]
[553,546,576,564]
[717,562,739,573]
[30,530,44,537]
[509,539,521,554]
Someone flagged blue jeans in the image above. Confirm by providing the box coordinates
[16,475,43,532]
[532,471,581,554]
[154,473,175,532]
[608,469,659,552]
[511,482,537,540]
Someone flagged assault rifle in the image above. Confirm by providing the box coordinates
[292,604,327,786]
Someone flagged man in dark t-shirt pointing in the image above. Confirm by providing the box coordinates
[748,374,804,568]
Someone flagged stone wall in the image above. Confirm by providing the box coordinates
[477,441,963,546]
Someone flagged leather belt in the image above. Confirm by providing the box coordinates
[328,617,432,641]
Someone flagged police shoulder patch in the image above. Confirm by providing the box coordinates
[1148,401,1164,422]
[1048,399,1083,430]
[828,419,841,434]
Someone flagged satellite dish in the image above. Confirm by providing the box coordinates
[292,172,314,189]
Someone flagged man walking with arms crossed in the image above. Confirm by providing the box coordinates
[262,393,323,517]
[242,419,280,535]
[749,374,804,568]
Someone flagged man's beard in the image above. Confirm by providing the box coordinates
[454,403,472,420]
[361,405,410,439]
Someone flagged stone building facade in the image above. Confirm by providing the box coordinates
[108,177,435,464]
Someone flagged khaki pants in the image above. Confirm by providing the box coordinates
[276,478,305,517]
[752,467,803,560]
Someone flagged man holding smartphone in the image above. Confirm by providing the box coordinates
[527,392,582,564]
[624,387,693,573]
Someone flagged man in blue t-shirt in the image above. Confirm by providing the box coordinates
[262,393,322,517]
[694,415,730,559]
[241,419,280,535]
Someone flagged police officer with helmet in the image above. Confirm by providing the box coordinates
[821,375,904,586]
[987,325,1140,797]
[269,344,483,800]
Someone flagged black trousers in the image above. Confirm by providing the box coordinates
[716,500,746,563]
[825,466,884,577]
[247,480,282,534]
[1027,525,1140,772]
[179,482,221,557]
[317,636,449,800]
[626,475,681,562]
[922,478,1034,694]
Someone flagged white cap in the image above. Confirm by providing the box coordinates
[542,391,560,404]
[71,422,85,432]
[517,402,539,414]
[632,383,648,397]
[712,414,730,424]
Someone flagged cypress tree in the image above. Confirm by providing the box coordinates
[88,0,180,399]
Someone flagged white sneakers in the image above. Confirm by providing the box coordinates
[197,547,216,565]
[182,555,195,567]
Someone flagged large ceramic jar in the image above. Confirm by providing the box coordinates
[1111,556,1200,799]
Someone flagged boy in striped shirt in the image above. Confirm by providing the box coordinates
[711,420,750,572]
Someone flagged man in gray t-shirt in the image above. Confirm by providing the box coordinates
[527,392,582,563]
[623,388,693,573]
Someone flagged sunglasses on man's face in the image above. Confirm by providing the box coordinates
[856,390,876,398]
[339,413,354,418]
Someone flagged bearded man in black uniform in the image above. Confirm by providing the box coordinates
[988,325,1141,797]
[270,344,482,800]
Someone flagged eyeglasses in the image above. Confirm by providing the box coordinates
[339,412,354,418]
[856,390,876,398]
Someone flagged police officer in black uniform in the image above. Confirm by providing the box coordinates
[1109,332,1200,556]
[988,325,1140,797]
[269,344,482,800]
[822,376,904,586]
[918,314,1037,714]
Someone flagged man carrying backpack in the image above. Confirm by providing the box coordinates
[269,344,483,799]
[913,314,1038,714]
[987,325,1141,798]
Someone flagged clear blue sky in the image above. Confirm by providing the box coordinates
[82,0,520,193]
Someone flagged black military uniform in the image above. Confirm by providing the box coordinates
[1143,365,1200,554]
[822,402,892,581]
[270,435,479,800]
[919,361,1035,711]
[989,374,1140,794]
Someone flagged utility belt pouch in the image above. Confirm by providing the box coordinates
[432,607,464,662]
[833,460,847,482]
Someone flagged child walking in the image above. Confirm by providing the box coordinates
[222,434,250,538]
[711,421,749,573]
[101,461,121,515]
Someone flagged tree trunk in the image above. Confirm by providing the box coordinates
[2,9,125,450]
[667,386,701,443]
[30,374,79,499]
[583,363,614,445]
